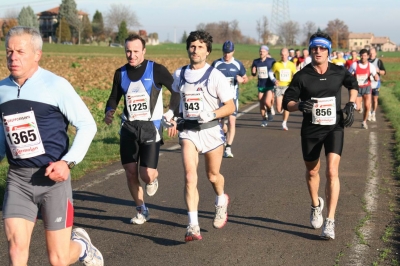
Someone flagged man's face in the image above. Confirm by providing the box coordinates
[370,49,377,59]
[351,52,358,60]
[289,51,294,57]
[125,39,146,67]
[6,34,41,82]
[310,46,329,65]
[223,51,234,62]
[259,49,268,59]
[281,49,289,62]
[188,40,209,65]
[360,52,369,64]
[302,50,309,57]
[295,50,300,57]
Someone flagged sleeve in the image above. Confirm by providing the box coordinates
[251,60,257,76]
[211,60,217,67]
[56,78,97,164]
[171,68,182,93]
[239,61,246,76]
[154,63,174,92]
[213,70,232,103]
[105,69,123,113]
[283,72,302,109]
[378,59,386,72]
[348,62,357,74]
[342,68,359,91]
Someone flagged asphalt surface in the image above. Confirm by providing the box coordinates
[0,90,398,265]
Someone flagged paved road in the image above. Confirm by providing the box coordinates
[0,91,398,265]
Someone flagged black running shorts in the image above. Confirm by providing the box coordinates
[301,128,344,162]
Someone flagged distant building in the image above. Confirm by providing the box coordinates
[37,7,88,43]
[267,34,279,46]
[348,32,397,52]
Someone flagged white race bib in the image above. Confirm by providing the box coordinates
[279,69,291,82]
[181,91,204,120]
[3,111,45,159]
[257,66,268,79]
[125,92,151,121]
[311,97,336,125]
[356,74,368,86]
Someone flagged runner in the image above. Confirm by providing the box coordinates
[283,31,358,240]
[270,48,297,130]
[251,45,276,127]
[104,34,180,224]
[1,26,102,265]
[368,47,386,122]
[331,51,346,66]
[348,49,379,129]
[212,41,248,158]
[169,30,234,242]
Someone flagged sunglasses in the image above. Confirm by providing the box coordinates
[311,46,328,52]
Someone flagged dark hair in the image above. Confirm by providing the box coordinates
[125,34,146,49]
[359,49,369,56]
[309,31,332,43]
[186,30,213,53]
[295,49,300,52]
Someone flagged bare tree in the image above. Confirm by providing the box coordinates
[105,4,141,32]
[278,20,299,46]
[302,21,317,46]
[256,16,269,44]
[195,20,244,44]
[324,19,349,49]
[230,20,242,44]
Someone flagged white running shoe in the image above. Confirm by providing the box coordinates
[213,194,229,229]
[371,112,376,122]
[130,207,149,224]
[367,112,372,121]
[185,224,202,242]
[282,123,288,131]
[224,147,234,158]
[321,218,335,240]
[71,228,104,266]
[271,106,275,115]
[310,197,324,229]
[146,178,158,196]
[261,120,268,127]
[361,122,368,129]
[358,105,363,114]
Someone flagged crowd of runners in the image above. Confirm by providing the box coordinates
[0,25,386,265]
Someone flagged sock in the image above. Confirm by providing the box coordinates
[226,144,231,148]
[140,203,146,212]
[188,211,198,226]
[282,121,287,126]
[72,239,87,259]
[215,193,226,206]
[372,111,375,114]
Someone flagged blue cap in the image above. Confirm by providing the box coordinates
[260,45,269,51]
[223,41,234,53]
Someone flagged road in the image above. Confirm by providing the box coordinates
[0,92,398,265]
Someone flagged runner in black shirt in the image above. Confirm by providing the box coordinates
[283,31,358,240]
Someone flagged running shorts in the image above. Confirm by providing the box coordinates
[120,121,161,168]
[258,86,275,93]
[275,86,288,98]
[357,86,371,96]
[179,125,225,154]
[301,129,344,162]
[2,165,74,231]
[371,88,379,96]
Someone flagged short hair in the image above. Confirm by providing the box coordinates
[6,26,43,52]
[359,49,369,56]
[125,34,146,49]
[186,30,213,53]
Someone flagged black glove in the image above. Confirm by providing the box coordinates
[342,102,355,127]
[298,99,316,113]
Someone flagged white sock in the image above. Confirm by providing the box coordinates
[215,193,226,206]
[188,211,198,226]
[282,121,287,126]
[372,111,375,114]
[73,239,87,258]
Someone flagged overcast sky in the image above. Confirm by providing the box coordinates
[1,0,399,45]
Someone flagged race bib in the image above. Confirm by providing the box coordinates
[279,69,291,82]
[356,74,368,86]
[311,97,336,125]
[3,111,45,159]
[370,75,379,88]
[125,92,151,121]
[181,91,204,120]
[258,66,268,79]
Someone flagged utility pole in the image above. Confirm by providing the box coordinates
[271,0,290,36]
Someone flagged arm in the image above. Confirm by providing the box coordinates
[104,70,123,125]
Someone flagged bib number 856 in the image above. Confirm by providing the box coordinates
[315,108,332,116]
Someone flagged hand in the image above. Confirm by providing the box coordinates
[45,161,70,182]
[298,99,316,113]
[104,109,115,125]
[342,102,355,127]
[167,121,178,137]
[198,111,215,123]
[161,109,174,128]
[236,75,243,84]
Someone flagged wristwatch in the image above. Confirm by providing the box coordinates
[63,160,76,169]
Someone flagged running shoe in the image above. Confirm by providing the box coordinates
[261,120,268,127]
[146,178,158,196]
[71,228,104,266]
[361,122,368,129]
[367,112,372,121]
[282,123,288,131]
[267,111,274,122]
[321,218,335,240]
[213,194,229,229]
[358,105,363,114]
[371,112,376,122]
[185,224,202,242]
[224,147,234,158]
[130,207,149,224]
[271,106,276,115]
[310,197,324,229]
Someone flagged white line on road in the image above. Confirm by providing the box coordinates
[73,169,125,191]
[347,132,379,265]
